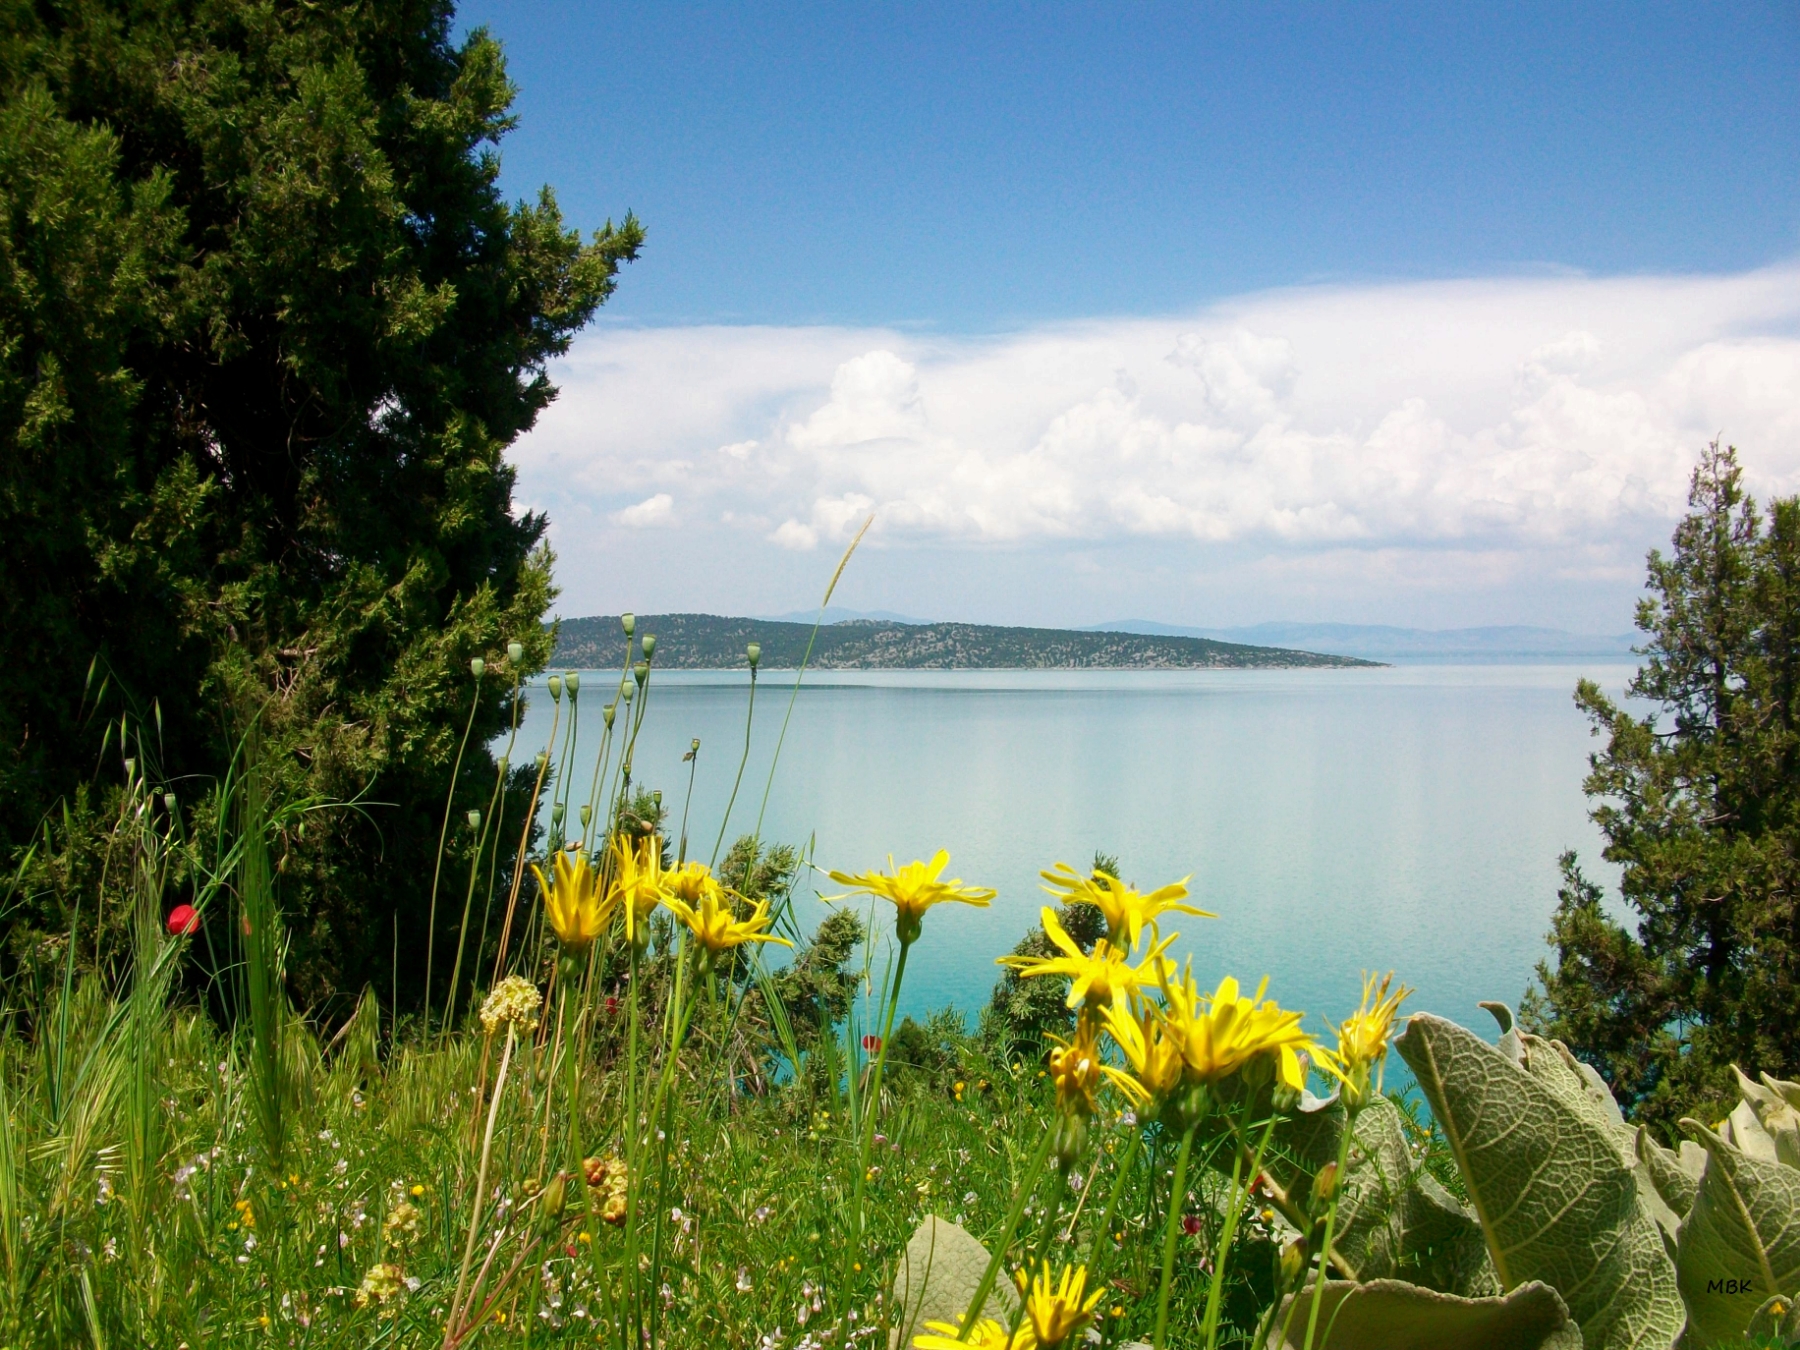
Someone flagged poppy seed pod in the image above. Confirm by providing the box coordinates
[508,641,524,665]
[548,674,563,700]
[621,612,635,636]
[621,683,635,703]
[470,657,485,679]
[580,804,592,829]
[564,671,579,696]
[163,793,177,813]
[652,790,662,810]
[497,756,509,775]
[641,634,656,659]
[746,643,761,668]
[551,802,565,824]
[603,703,616,728]
[467,809,481,830]
[633,661,649,685]
[535,752,549,771]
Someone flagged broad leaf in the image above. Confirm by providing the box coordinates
[1674,1121,1800,1347]
[1272,1277,1582,1350]
[888,1216,1017,1349]
[1396,1012,1684,1350]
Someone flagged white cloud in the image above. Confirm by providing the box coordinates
[612,493,674,527]
[515,264,1800,626]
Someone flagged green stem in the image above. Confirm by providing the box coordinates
[647,941,695,1350]
[843,939,910,1301]
[426,675,483,1032]
[1084,1125,1144,1281]
[1302,1113,1357,1350]
[1204,1108,1278,1349]
[711,668,757,866]
[959,1123,1057,1340]
[621,944,643,1350]
[1152,1120,1199,1350]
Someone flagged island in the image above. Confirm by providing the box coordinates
[551,613,1380,670]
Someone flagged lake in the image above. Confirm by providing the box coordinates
[512,663,1636,1039]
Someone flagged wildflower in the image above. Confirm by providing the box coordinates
[664,860,718,905]
[911,1316,1028,1349]
[1322,971,1413,1109]
[997,908,1174,1012]
[166,904,199,936]
[1039,862,1210,949]
[233,1197,255,1229]
[608,834,668,952]
[662,882,793,956]
[1015,1261,1102,1350]
[480,975,543,1035]
[382,1201,422,1246]
[1100,995,1186,1112]
[1162,970,1320,1093]
[825,849,995,945]
[354,1261,407,1311]
[531,847,612,952]
[1048,1027,1103,1119]
[583,1154,630,1224]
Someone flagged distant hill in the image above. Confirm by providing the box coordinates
[551,613,1379,671]
[1086,619,1637,662]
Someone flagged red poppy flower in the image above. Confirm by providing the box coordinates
[605,996,620,1016]
[861,1035,882,1053]
[166,904,199,936]
[1182,1215,1203,1236]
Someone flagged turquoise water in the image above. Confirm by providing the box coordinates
[513,664,1633,1037]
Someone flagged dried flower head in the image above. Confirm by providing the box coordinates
[480,976,542,1035]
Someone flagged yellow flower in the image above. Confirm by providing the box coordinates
[1099,994,1186,1108]
[664,860,717,904]
[1048,1025,1104,1118]
[233,1197,255,1229]
[662,885,794,955]
[1323,970,1412,1107]
[1016,1261,1101,1350]
[480,975,542,1035]
[607,834,668,950]
[1039,862,1211,949]
[354,1261,407,1310]
[911,1316,1030,1350]
[1161,970,1319,1092]
[531,846,612,952]
[826,849,995,944]
[996,908,1174,1011]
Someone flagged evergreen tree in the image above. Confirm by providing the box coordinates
[1524,443,1800,1133]
[0,0,640,1009]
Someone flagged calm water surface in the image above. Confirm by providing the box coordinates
[513,665,1634,1034]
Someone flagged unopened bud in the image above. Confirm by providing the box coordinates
[652,790,662,810]
[621,612,635,636]
[508,641,524,665]
[541,1172,569,1219]
[1280,1237,1307,1286]
[633,661,649,685]
[552,803,565,824]
[548,674,563,700]
[163,793,177,813]
[746,643,761,668]
[1313,1162,1339,1207]
[692,738,701,751]
[467,809,481,830]
[124,757,136,782]
[470,657,485,679]
[580,804,592,829]
[603,703,616,728]
[564,671,579,695]
[535,752,549,772]
[641,634,656,659]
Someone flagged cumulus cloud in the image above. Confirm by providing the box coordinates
[612,493,674,527]
[514,265,1800,624]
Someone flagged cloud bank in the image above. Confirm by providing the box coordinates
[513,265,1800,628]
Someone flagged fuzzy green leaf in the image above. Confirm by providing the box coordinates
[1396,1012,1685,1349]
[1674,1121,1800,1347]
[1272,1278,1582,1350]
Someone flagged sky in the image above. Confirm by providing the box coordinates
[458,1,1800,631]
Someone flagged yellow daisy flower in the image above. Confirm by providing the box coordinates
[826,849,995,944]
[1015,1261,1101,1350]
[996,907,1174,1011]
[1323,970,1412,1107]
[607,834,668,951]
[1039,861,1211,949]
[663,885,794,955]
[911,1316,1030,1349]
[1099,993,1187,1109]
[530,846,612,952]
[1048,1024,1104,1118]
[1161,969,1319,1092]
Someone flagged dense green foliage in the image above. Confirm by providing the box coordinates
[552,612,1381,670]
[1525,444,1800,1132]
[0,0,640,1009]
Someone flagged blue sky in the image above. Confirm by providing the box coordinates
[463,2,1798,330]
[464,3,1800,631]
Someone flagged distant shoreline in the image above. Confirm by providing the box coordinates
[550,612,1383,671]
